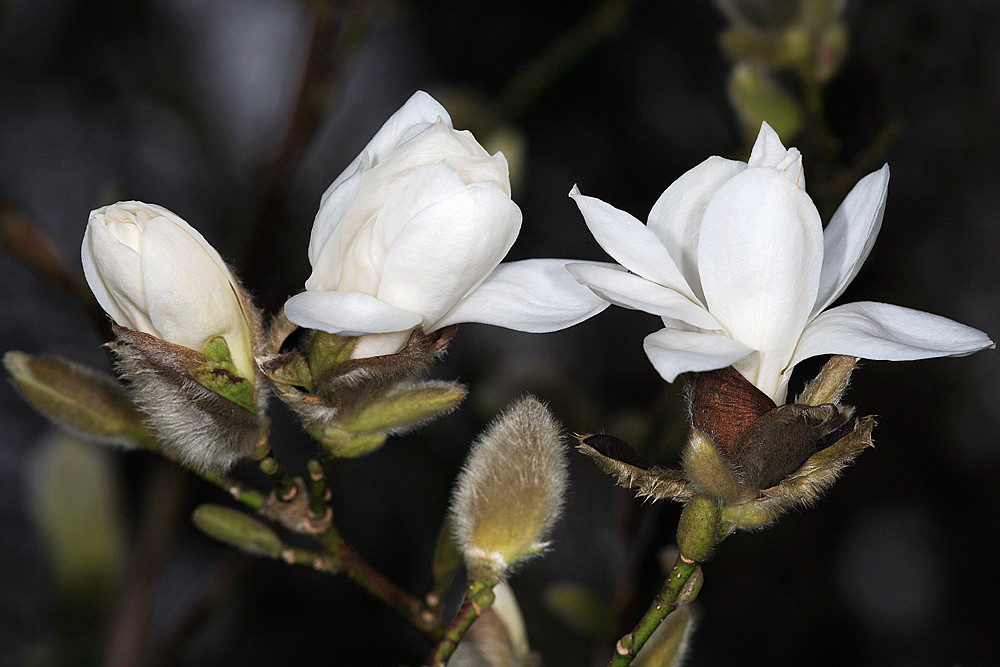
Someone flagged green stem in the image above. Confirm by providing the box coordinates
[425,578,497,666]
[315,526,442,643]
[306,458,330,518]
[197,468,266,511]
[252,432,296,502]
[607,555,701,666]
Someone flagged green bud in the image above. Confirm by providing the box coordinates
[542,582,619,639]
[343,381,467,435]
[5,351,152,448]
[427,517,464,610]
[189,336,255,413]
[308,330,358,379]
[729,62,803,143]
[192,504,284,558]
[30,434,127,594]
[676,496,722,562]
[312,427,388,458]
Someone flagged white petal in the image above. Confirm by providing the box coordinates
[139,217,245,351]
[377,181,521,327]
[82,217,150,332]
[435,259,611,332]
[813,164,890,315]
[646,156,746,301]
[361,90,453,163]
[698,167,823,388]
[566,262,722,331]
[283,290,422,336]
[790,301,995,367]
[747,122,804,189]
[308,92,453,269]
[643,329,754,383]
[569,186,697,300]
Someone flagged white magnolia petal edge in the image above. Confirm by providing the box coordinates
[434,259,612,332]
[283,290,422,337]
[566,262,721,331]
[791,301,995,368]
[643,328,754,383]
[813,164,890,315]
[569,186,696,300]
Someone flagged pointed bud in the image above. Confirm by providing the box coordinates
[450,395,568,578]
[5,351,152,448]
[342,381,467,435]
[82,201,260,381]
[192,504,284,558]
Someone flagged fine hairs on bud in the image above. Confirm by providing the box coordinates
[450,395,568,577]
[111,332,262,471]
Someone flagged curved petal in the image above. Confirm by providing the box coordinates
[377,181,521,327]
[698,167,823,390]
[283,290,421,336]
[790,301,995,368]
[82,219,150,333]
[646,156,746,301]
[747,122,804,189]
[309,91,452,265]
[643,329,754,383]
[813,164,890,315]
[566,262,722,331]
[139,218,247,350]
[435,259,611,332]
[569,186,697,301]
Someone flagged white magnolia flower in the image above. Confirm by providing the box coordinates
[82,201,255,378]
[569,122,993,403]
[283,91,608,358]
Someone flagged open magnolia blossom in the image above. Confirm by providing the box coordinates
[283,91,608,359]
[82,201,256,379]
[568,122,994,403]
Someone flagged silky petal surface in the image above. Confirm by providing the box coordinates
[138,218,246,350]
[698,167,823,389]
[308,92,452,264]
[82,220,151,333]
[813,164,890,315]
[283,290,422,336]
[436,259,611,331]
[567,262,722,331]
[643,329,754,383]
[377,181,521,327]
[791,301,995,367]
[569,187,697,300]
[646,156,746,301]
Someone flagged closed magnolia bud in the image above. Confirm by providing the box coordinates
[82,201,257,380]
[450,395,568,578]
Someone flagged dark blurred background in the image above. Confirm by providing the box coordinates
[2,0,999,665]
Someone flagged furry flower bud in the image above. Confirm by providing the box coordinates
[450,395,568,578]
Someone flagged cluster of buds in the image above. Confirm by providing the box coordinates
[578,355,874,561]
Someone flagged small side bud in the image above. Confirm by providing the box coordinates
[450,395,568,579]
[5,351,152,448]
[796,355,858,406]
[192,504,284,558]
